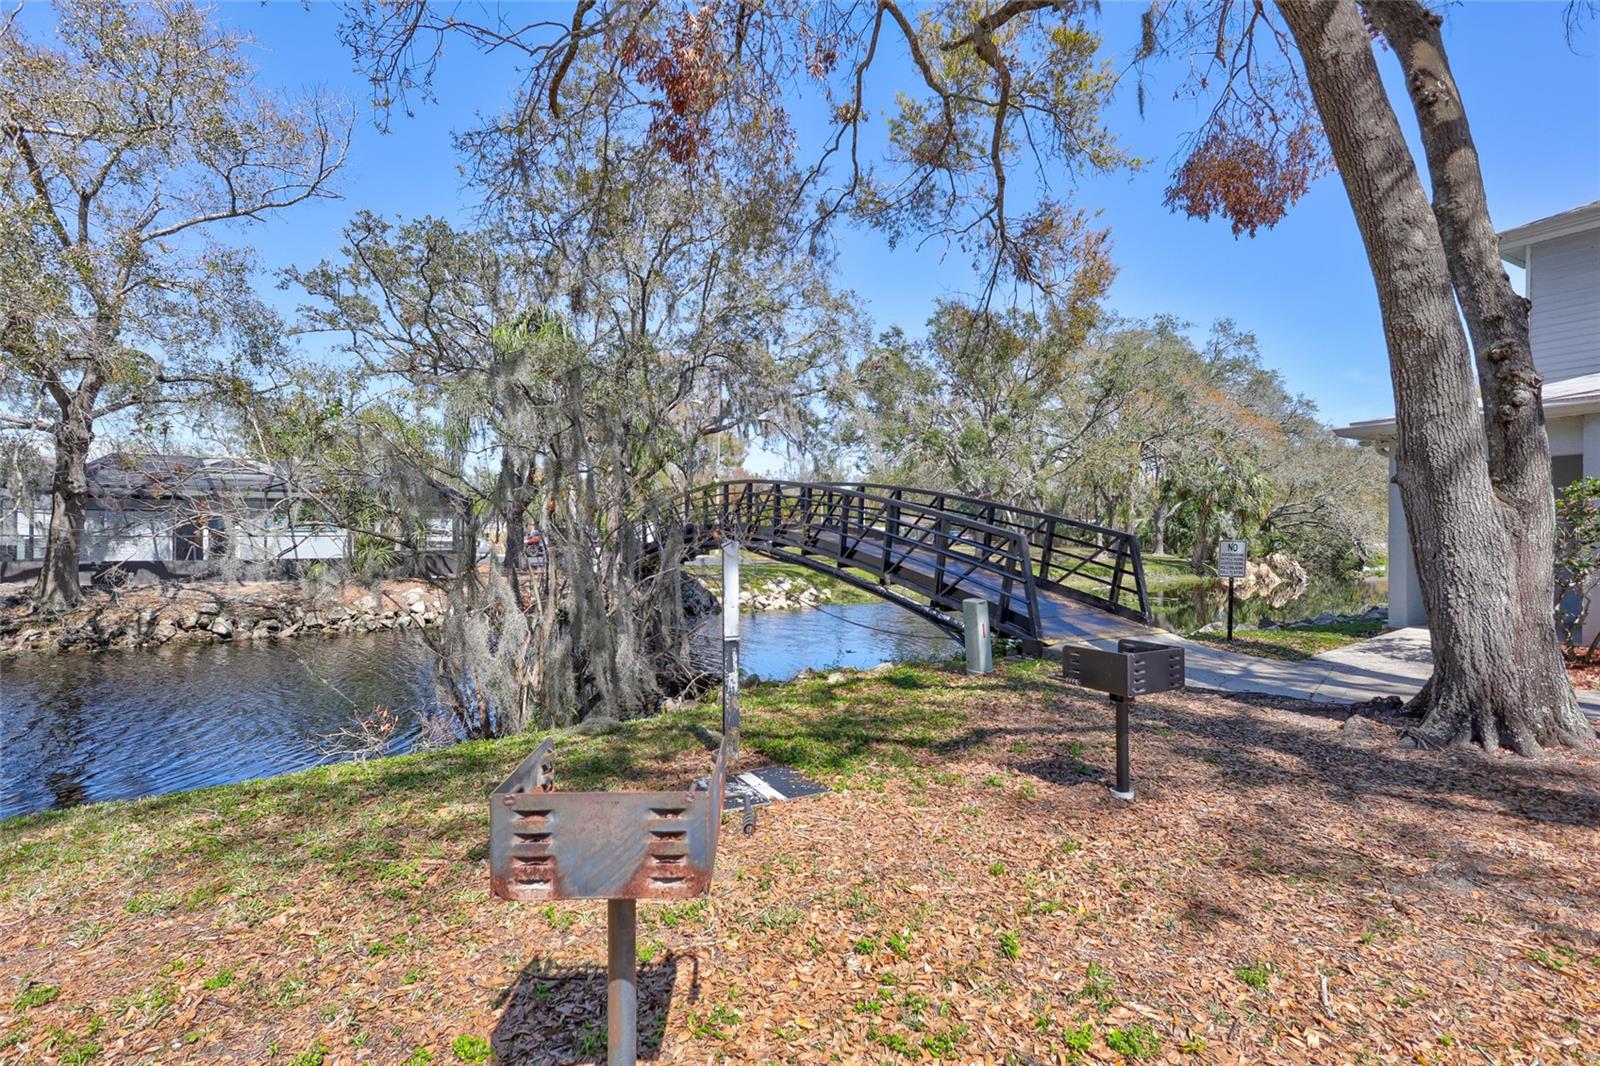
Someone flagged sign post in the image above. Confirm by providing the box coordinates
[722,541,741,761]
[1217,540,1248,642]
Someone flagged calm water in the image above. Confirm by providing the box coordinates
[0,602,956,819]
[1148,576,1387,631]
[1,576,1382,820]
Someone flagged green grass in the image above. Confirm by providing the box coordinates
[1140,555,1214,594]
[0,658,1006,915]
[1186,619,1384,661]
[1105,1023,1161,1059]
[13,982,60,1010]
[692,558,883,606]
[450,1034,490,1062]
[1234,960,1272,990]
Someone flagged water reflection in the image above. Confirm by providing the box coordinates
[1,601,956,819]
[1,633,438,819]
[1149,576,1388,632]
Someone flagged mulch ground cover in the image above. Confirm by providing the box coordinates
[2,659,1597,1064]
[1566,650,1600,690]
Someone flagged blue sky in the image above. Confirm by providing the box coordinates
[28,1,1600,447]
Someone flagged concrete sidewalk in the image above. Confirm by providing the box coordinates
[1053,626,1600,719]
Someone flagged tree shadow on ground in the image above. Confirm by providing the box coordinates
[491,950,696,1064]
[1053,685,1600,946]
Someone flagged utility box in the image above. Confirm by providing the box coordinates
[1062,638,1184,699]
[962,598,993,675]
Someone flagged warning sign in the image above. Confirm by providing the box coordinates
[1218,540,1249,579]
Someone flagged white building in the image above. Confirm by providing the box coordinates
[0,454,348,569]
[1336,200,1600,628]
[0,453,478,588]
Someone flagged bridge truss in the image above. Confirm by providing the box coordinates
[645,480,1151,654]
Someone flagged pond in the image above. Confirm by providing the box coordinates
[1148,575,1388,632]
[2,574,1384,820]
[0,601,956,819]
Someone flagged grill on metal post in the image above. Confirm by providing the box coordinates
[486,542,749,1064]
[1060,639,1184,801]
[488,739,728,1063]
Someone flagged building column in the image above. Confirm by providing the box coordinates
[1386,455,1427,628]
[1579,417,1600,646]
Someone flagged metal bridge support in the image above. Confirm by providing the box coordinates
[722,541,741,761]
[962,598,993,675]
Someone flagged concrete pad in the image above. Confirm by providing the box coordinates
[1046,624,1600,720]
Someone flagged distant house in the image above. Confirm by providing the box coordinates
[0,454,348,572]
[1336,200,1600,629]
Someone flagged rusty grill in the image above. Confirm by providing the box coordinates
[489,738,727,902]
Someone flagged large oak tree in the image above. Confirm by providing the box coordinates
[1,0,347,609]
[1151,0,1591,752]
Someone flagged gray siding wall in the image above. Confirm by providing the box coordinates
[1530,229,1600,383]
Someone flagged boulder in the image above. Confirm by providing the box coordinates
[209,618,234,639]
[1338,715,1383,744]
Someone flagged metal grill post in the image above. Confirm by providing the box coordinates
[1111,696,1133,801]
[607,899,638,1065]
[722,541,741,761]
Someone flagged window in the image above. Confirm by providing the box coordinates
[1552,454,1584,491]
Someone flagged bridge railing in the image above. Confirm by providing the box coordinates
[820,483,1150,623]
[648,480,1048,644]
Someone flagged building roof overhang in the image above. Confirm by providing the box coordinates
[1497,200,1600,268]
[1333,370,1600,444]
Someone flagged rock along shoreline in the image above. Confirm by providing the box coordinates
[0,579,447,655]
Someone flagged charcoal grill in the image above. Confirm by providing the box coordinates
[1060,638,1185,800]
[489,737,728,1064]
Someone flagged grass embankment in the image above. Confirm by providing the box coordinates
[5,663,1598,1064]
[1187,619,1386,662]
[1139,554,1214,595]
[693,558,884,606]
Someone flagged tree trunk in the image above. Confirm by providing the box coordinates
[500,451,535,572]
[1152,491,1169,557]
[1278,0,1591,753]
[1189,496,1213,571]
[1363,0,1590,749]
[34,405,92,612]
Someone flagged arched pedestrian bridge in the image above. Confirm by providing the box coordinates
[646,481,1155,654]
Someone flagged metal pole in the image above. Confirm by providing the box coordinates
[1110,696,1134,801]
[722,541,741,761]
[607,899,638,1065]
[1226,576,1235,642]
[962,598,993,675]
